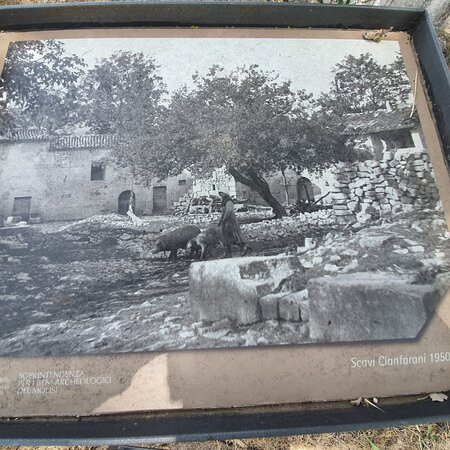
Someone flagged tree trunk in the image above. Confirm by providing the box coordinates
[281,169,290,204]
[229,167,287,218]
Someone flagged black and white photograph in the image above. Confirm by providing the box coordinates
[0,35,448,357]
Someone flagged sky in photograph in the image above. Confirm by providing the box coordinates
[57,37,405,98]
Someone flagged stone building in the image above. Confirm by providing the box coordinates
[193,167,331,207]
[0,131,192,221]
[192,167,237,198]
[341,108,425,160]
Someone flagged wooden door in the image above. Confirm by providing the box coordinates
[12,197,32,221]
[152,186,167,213]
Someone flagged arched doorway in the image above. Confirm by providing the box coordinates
[118,190,135,215]
[296,177,314,204]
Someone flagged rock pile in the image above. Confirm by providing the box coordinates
[172,194,222,215]
[331,150,439,226]
[242,209,334,242]
[172,193,195,215]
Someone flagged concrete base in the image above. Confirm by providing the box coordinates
[308,272,440,342]
[189,255,304,324]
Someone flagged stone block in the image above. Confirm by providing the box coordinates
[353,178,367,188]
[189,255,304,324]
[307,273,440,342]
[279,290,308,321]
[361,205,379,216]
[382,151,394,161]
[334,209,353,216]
[259,293,284,319]
[356,212,372,224]
[335,214,355,224]
[401,196,414,204]
[332,193,349,200]
[358,233,392,248]
[403,204,415,213]
[348,201,360,212]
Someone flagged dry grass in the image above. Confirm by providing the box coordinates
[0,0,106,4]
[1,424,449,449]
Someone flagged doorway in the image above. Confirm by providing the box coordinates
[118,190,135,215]
[12,197,32,221]
[152,186,167,214]
[296,177,314,204]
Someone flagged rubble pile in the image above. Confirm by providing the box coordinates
[298,209,449,276]
[331,150,440,226]
[0,225,31,257]
[172,194,223,215]
[173,194,258,216]
[0,205,448,356]
[172,193,195,215]
[187,207,449,345]
[242,209,334,243]
[30,214,146,257]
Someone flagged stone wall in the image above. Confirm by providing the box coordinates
[0,139,191,221]
[331,149,440,226]
[193,167,237,198]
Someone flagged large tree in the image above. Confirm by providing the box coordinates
[80,51,167,181]
[317,53,411,115]
[80,51,166,133]
[128,65,347,218]
[0,40,86,133]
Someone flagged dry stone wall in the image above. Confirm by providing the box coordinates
[331,150,440,226]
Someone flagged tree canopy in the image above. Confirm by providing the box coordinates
[317,52,411,115]
[80,51,166,134]
[122,65,348,217]
[0,40,86,133]
[1,44,413,217]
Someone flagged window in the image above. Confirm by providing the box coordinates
[179,179,187,186]
[389,130,414,149]
[91,162,106,181]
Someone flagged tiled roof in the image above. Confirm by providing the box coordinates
[0,129,48,141]
[341,108,417,135]
[0,129,117,150]
[49,134,117,150]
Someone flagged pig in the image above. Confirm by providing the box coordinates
[186,224,223,260]
[153,225,201,261]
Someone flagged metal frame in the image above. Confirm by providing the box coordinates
[0,1,449,443]
[0,395,449,445]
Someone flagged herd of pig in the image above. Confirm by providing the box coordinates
[152,224,223,261]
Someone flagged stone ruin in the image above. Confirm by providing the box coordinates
[331,150,439,226]
[189,255,442,343]
[189,255,308,325]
